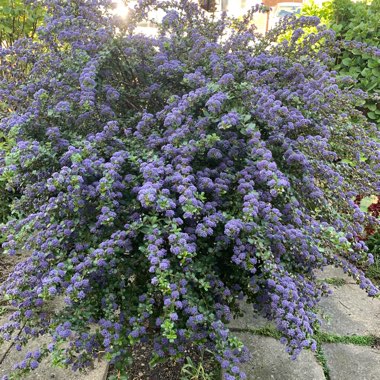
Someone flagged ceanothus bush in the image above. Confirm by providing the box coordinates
[0,1,379,379]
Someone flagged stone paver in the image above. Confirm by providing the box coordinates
[315,266,355,282]
[227,266,380,380]
[234,333,325,380]
[316,267,380,337]
[0,332,108,380]
[323,343,380,380]
[229,300,274,330]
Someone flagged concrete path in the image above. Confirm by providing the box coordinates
[0,266,379,379]
[0,311,108,380]
[229,266,380,380]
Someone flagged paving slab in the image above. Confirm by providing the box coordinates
[0,311,21,365]
[314,265,355,283]
[233,333,325,380]
[318,282,380,337]
[1,299,109,380]
[0,333,108,380]
[229,300,274,330]
[323,343,380,380]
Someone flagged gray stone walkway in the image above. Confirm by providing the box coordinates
[323,344,380,380]
[0,266,379,379]
[229,266,380,380]
[0,296,108,380]
[235,334,325,380]
[0,324,108,380]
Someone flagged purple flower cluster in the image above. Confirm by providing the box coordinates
[206,92,228,114]
[0,1,379,380]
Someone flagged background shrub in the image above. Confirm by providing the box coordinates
[0,0,46,230]
[301,0,380,285]
[0,1,379,379]
[0,0,45,47]
[301,0,380,125]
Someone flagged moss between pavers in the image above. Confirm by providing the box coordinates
[248,325,280,339]
[316,332,377,346]
[230,326,378,347]
[230,326,378,380]
[322,278,347,287]
[230,325,282,339]
[315,345,330,380]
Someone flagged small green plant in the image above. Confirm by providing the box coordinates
[108,374,128,380]
[0,306,7,317]
[180,351,218,380]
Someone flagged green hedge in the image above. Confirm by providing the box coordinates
[302,0,380,125]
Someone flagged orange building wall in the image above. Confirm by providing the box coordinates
[263,0,303,6]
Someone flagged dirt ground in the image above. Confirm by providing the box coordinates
[107,343,219,380]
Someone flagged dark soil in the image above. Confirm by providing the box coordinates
[373,337,380,350]
[107,342,220,380]
[0,253,16,283]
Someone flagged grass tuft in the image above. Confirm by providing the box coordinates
[315,345,330,380]
[316,332,377,346]
[229,325,282,339]
[323,278,346,287]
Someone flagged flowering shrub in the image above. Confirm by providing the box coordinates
[0,1,380,379]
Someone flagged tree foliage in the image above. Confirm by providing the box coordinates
[0,0,45,47]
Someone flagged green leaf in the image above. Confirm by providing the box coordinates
[342,58,352,66]
[367,112,377,120]
[367,82,378,91]
[332,23,343,33]
[361,68,372,77]
[366,103,377,111]
[368,59,379,68]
